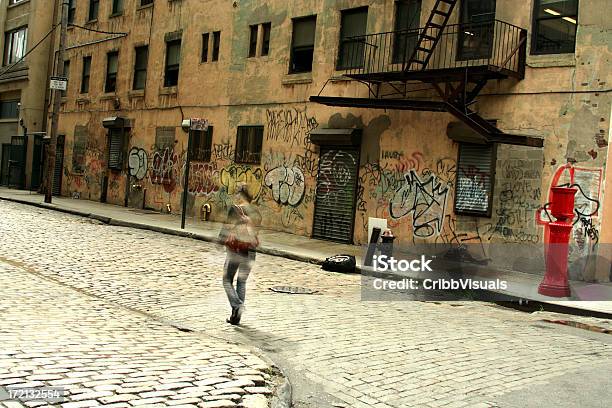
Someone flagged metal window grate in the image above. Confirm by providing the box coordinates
[108,128,124,171]
[454,142,495,216]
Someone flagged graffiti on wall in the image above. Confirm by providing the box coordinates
[266,107,318,148]
[220,165,263,200]
[316,150,357,203]
[356,154,454,235]
[128,147,148,180]
[556,167,603,250]
[212,142,235,162]
[482,158,542,244]
[389,170,451,238]
[264,165,305,206]
[148,146,182,192]
[189,162,219,196]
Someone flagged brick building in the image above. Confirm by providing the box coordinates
[54,0,610,281]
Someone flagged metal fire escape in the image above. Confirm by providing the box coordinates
[311,0,541,148]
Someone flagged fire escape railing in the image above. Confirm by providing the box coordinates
[338,20,527,80]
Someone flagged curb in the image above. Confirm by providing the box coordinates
[247,350,293,408]
[3,195,610,320]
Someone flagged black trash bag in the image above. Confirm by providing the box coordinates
[321,254,357,273]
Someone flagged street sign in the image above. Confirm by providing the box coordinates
[190,118,209,131]
[49,76,68,91]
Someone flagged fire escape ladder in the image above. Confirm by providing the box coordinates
[403,0,458,72]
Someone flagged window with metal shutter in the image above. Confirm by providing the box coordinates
[108,128,124,170]
[454,142,496,216]
[155,127,175,150]
[312,147,360,243]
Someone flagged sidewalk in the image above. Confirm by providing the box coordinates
[1,187,611,317]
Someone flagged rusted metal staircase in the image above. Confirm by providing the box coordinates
[404,0,458,71]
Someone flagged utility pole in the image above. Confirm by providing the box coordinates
[181,123,193,230]
[44,0,68,203]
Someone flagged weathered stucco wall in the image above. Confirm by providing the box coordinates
[57,0,611,281]
[0,0,55,188]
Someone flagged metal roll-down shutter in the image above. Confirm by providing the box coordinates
[312,146,360,243]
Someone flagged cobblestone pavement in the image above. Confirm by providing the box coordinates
[1,200,612,408]
[0,260,280,408]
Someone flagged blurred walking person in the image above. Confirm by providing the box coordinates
[218,185,261,325]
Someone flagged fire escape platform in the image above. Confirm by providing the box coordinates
[311,19,538,148]
[345,65,512,85]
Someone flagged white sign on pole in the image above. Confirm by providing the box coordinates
[190,118,209,131]
[50,77,68,91]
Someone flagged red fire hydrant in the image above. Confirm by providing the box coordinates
[536,165,577,297]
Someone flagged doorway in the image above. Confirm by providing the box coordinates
[30,134,44,191]
[8,135,27,188]
[0,143,10,186]
[312,146,360,243]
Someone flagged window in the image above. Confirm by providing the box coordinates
[81,56,91,93]
[88,0,99,21]
[190,126,213,162]
[133,46,148,90]
[454,143,496,217]
[105,51,119,93]
[201,33,209,62]
[392,0,421,63]
[68,0,76,24]
[155,127,175,150]
[164,39,181,87]
[248,25,258,57]
[458,0,496,59]
[235,126,263,164]
[140,0,154,6]
[112,0,123,15]
[4,27,27,65]
[290,16,316,73]
[62,60,70,97]
[108,128,124,171]
[337,7,368,70]
[532,0,578,54]
[0,100,19,119]
[248,23,271,58]
[212,31,220,61]
[261,23,271,56]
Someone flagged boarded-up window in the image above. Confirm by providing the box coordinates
[108,128,124,171]
[454,143,495,216]
[72,125,88,173]
[155,127,175,150]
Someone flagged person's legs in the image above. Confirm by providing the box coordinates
[222,252,242,309]
[236,257,252,304]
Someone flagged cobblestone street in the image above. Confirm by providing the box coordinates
[1,200,611,408]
